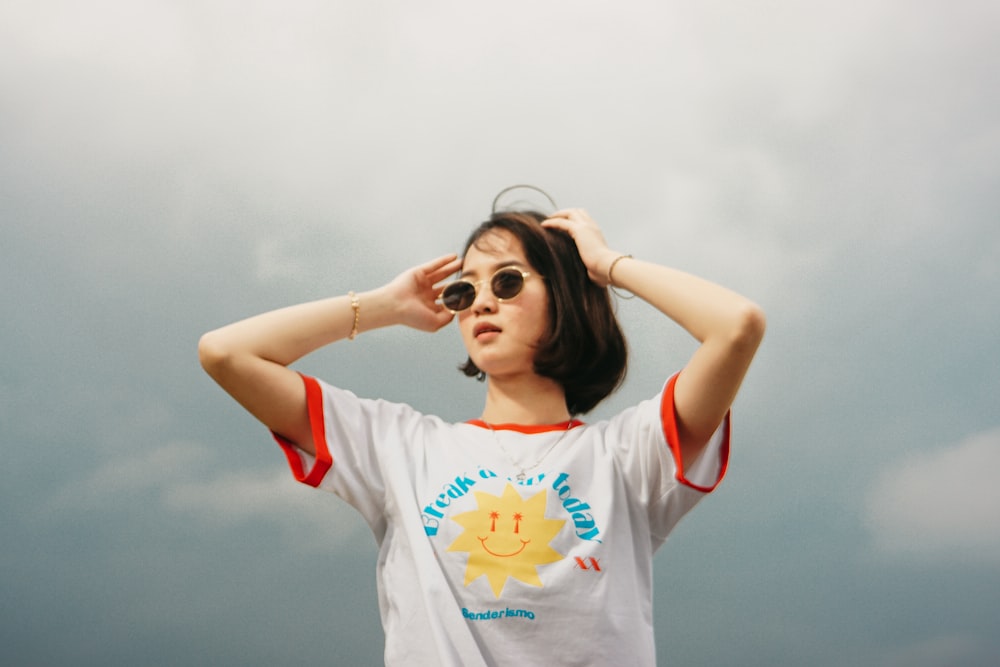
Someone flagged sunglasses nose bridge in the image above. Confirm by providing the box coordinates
[469,276,499,311]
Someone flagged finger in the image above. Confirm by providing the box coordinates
[427,308,456,332]
[550,207,590,219]
[427,256,463,284]
[545,210,596,232]
[541,216,572,230]
[541,217,580,239]
[549,207,581,219]
[420,253,460,273]
[420,254,460,281]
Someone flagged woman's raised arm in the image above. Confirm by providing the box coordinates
[542,210,766,468]
[198,254,462,455]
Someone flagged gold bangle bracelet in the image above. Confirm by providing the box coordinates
[607,254,633,287]
[606,254,635,300]
[347,291,360,340]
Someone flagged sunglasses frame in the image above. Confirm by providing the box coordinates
[439,266,538,313]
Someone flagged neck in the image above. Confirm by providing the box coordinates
[480,373,571,425]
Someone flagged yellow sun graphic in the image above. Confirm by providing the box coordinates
[447,484,566,597]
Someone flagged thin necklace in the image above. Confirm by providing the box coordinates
[485,420,575,482]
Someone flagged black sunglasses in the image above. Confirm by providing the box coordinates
[439,267,538,313]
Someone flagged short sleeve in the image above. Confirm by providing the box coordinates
[271,374,332,487]
[603,373,731,548]
[270,374,416,532]
[659,373,730,493]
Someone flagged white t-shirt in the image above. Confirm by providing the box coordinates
[273,373,729,667]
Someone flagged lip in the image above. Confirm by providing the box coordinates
[473,322,502,338]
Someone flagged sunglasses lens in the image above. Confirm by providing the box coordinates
[441,282,475,311]
[492,268,525,300]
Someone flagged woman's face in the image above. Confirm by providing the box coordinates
[456,229,550,380]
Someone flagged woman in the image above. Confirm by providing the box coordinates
[199,202,765,666]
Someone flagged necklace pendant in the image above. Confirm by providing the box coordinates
[516,471,527,482]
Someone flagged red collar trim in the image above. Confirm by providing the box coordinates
[465,419,584,434]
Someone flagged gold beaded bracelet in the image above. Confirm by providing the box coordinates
[347,291,360,340]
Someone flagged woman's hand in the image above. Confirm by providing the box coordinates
[541,208,621,286]
[384,253,464,332]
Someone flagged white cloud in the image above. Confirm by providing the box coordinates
[865,428,1000,565]
[48,440,208,505]
[163,465,367,552]
[49,440,367,552]
[163,465,346,527]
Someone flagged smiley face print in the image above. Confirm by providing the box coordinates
[447,484,566,597]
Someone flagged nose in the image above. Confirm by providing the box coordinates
[471,280,497,314]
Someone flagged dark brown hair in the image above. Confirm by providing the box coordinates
[458,211,627,414]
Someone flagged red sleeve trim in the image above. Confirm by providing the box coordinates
[271,374,332,488]
[660,374,731,493]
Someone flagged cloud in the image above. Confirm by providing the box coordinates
[48,440,366,552]
[864,428,1000,565]
[47,440,208,505]
[162,465,351,529]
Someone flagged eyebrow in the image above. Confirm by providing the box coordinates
[459,259,526,279]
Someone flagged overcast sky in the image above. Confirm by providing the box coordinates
[2,1,999,665]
